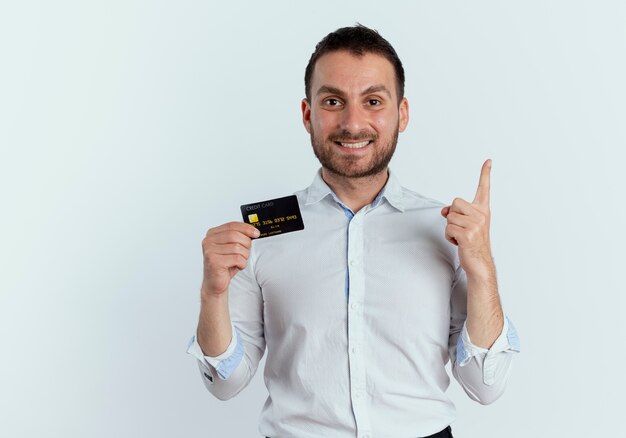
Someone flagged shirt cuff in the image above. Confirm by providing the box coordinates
[186,324,245,381]
[456,316,521,382]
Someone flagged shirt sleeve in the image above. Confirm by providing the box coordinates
[186,322,245,382]
[448,264,520,405]
[186,245,266,401]
[456,316,521,383]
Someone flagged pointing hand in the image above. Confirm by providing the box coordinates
[441,159,494,276]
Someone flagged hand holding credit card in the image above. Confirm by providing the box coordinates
[240,195,305,238]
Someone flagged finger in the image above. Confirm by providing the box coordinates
[211,242,251,260]
[441,206,449,218]
[445,224,461,246]
[445,211,475,229]
[209,230,255,249]
[449,197,473,215]
[472,159,491,206]
[210,253,248,271]
[207,221,260,239]
[224,253,248,271]
[446,236,458,246]
[203,252,248,275]
[228,266,243,279]
[226,221,261,238]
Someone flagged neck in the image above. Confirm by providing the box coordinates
[320,167,389,213]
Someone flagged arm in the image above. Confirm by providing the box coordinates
[197,294,233,357]
[465,263,503,348]
[442,160,503,347]
[448,265,519,404]
[197,222,258,355]
[187,222,266,401]
[443,160,519,403]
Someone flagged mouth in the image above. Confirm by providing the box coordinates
[334,140,372,149]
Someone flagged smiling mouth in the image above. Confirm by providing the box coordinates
[334,140,372,149]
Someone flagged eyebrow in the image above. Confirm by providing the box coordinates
[362,85,392,98]
[315,84,392,98]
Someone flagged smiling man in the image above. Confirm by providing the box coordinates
[188,25,520,438]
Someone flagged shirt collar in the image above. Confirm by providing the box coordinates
[304,168,405,212]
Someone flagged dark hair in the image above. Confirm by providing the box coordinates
[304,24,405,102]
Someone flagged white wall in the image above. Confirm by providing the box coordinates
[1,1,624,436]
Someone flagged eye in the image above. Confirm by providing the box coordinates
[368,99,381,106]
[324,98,341,106]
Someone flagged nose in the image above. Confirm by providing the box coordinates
[339,102,366,134]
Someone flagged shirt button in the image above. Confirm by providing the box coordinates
[350,302,358,310]
[351,347,357,354]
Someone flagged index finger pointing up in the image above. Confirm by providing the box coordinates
[472,159,492,206]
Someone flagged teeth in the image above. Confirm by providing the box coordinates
[340,141,370,149]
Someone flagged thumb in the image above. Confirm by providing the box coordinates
[441,206,450,218]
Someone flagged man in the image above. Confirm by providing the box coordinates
[187,25,520,438]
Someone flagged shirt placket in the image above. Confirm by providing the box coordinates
[346,208,372,438]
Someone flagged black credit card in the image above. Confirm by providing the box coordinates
[240,195,305,238]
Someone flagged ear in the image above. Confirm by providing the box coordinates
[301,98,312,133]
[398,97,409,133]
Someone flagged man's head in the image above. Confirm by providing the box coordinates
[302,25,409,179]
[304,24,405,103]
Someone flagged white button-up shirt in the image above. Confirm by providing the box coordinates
[188,169,520,437]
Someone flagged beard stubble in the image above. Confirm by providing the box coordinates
[309,126,399,179]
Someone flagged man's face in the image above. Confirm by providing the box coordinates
[302,50,409,179]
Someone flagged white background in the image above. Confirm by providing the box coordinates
[1,1,625,437]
